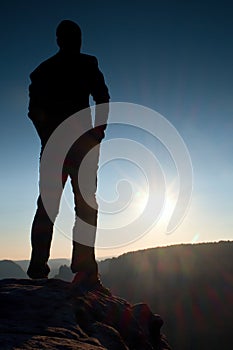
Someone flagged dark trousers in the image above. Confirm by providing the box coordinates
[29,133,100,275]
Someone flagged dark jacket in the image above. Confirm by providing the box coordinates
[28,51,110,141]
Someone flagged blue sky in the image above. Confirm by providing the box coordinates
[0,0,233,260]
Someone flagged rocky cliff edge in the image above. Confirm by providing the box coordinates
[0,278,171,349]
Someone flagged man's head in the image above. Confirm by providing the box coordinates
[56,20,82,51]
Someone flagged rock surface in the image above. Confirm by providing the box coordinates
[0,279,171,349]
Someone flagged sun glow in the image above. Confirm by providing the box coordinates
[133,190,148,213]
[133,187,177,224]
[161,192,177,222]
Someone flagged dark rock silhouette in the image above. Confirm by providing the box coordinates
[54,265,74,281]
[0,260,27,279]
[0,279,171,349]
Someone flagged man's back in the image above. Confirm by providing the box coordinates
[28,51,109,139]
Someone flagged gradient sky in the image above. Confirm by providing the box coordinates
[0,0,233,260]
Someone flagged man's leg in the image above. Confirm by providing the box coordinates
[27,195,54,278]
[27,155,68,279]
[69,136,100,277]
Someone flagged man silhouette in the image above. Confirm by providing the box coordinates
[27,20,110,288]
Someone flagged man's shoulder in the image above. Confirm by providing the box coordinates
[79,53,98,64]
[30,52,98,78]
[30,53,60,78]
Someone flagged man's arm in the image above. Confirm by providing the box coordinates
[28,70,48,139]
[90,57,110,141]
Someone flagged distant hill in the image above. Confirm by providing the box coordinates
[0,260,27,279]
[15,258,70,277]
[99,241,233,350]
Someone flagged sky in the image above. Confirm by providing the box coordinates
[0,0,233,261]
